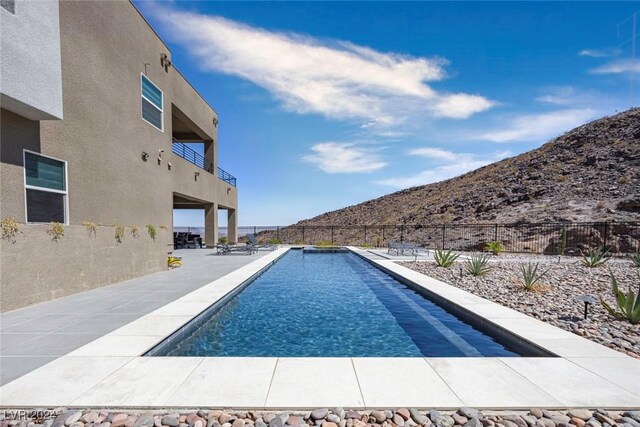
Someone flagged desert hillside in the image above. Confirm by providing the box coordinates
[297,108,640,226]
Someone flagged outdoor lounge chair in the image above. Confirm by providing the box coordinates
[216,242,257,255]
[387,241,429,256]
[247,234,276,250]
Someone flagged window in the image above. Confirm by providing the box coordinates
[141,74,163,131]
[24,151,67,223]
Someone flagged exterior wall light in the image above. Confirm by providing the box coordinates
[195,171,200,181]
[160,53,172,71]
[213,117,219,128]
[141,151,149,161]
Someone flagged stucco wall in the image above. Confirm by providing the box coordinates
[0,0,63,120]
[0,1,237,312]
[0,224,169,312]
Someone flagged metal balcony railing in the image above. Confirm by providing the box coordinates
[217,167,237,187]
[172,140,236,187]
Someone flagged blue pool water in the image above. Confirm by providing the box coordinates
[153,250,519,357]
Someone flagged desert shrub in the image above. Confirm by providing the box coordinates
[218,236,228,244]
[113,224,125,243]
[268,237,282,244]
[47,222,65,241]
[130,225,140,238]
[520,262,549,291]
[485,241,503,255]
[316,240,334,247]
[1,217,20,243]
[581,247,609,268]
[360,242,374,249]
[601,269,640,324]
[147,224,157,241]
[630,252,640,268]
[464,253,492,276]
[167,256,182,268]
[434,249,459,268]
[82,221,97,237]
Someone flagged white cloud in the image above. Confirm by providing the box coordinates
[578,48,620,58]
[375,150,511,188]
[302,142,386,174]
[590,59,640,75]
[148,5,494,127]
[479,108,597,143]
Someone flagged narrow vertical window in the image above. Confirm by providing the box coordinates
[24,151,68,223]
[141,74,163,131]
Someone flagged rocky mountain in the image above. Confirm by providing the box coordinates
[297,108,640,226]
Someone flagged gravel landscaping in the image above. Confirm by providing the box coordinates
[400,256,640,358]
[4,408,640,427]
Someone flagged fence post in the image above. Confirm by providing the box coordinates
[400,225,405,243]
[276,226,280,241]
[442,224,446,249]
[253,226,257,237]
[331,226,334,244]
[382,226,385,247]
[494,224,498,242]
[603,222,609,250]
[302,226,305,245]
[363,226,367,244]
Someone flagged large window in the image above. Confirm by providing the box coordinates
[24,151,67,224]
[141,74,163,131]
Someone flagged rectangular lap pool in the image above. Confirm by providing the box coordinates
[147,249,546,357]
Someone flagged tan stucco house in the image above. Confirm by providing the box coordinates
[0,0,238,312]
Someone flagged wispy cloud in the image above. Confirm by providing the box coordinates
[302,142,386,174]
[479,108,597,143]
[375,149,511,188]
[590,59,640,75]
[148,5,494,128]
[578,48,620,58]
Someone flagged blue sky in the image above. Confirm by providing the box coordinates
[135,1,638,226]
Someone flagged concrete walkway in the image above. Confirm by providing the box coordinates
[0,249,271,385]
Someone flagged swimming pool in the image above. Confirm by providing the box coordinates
[148,250,526,357]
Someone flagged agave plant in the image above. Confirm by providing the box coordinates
[630,252,640,268]
[485,240,504,255]
[601,270,640,324]
[580,247,609,268]
[464,253,492,276]
[433,249,460,268]
[520,262,550,291]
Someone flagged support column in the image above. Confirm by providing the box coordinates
[227,208,238,244]
[205,202,218,248]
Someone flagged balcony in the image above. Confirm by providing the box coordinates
[172,140,236,187]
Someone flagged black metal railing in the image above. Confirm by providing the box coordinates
[172,140,236,186]
[229,222,640,255]
[217,167,237,187]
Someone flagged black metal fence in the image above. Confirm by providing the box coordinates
[237,222,640,255]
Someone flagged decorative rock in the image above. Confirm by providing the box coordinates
[69,423,84,427]
[255,421,267,427]
[464,419,483,427]
[624,416,640,425]
[543,412,570,425]
[571,419,586,427]
[392,416,405,427]
[521,417,536,427]
[326,417,340,425]
[569,412,593,422]
[262,417,275,425]
[65,414,83,427]
[268,418,284,427]
[480,420,494,427]
[286,417,303,427]
[112,416,128,427]
[460,411,483,421]
[384,413,393,422]
[233,420,244,427]
[452,415,467,426]
[395,411,410,423]
[371,413,387,424]
[82,415,99,425]
[124,416,138,427]
[311,412,328,422]
[333,410,345,422]
[405,418,418,427]
[162,417,179,427]
[353,421,367,427]
[345,414,360,421]
[435,416,454,427]
[429,413,442,424]
[529,411,543,420]
[322,423,338,427]
[98,423,111,427]
[221,423,231,427]
[502,416,526,427]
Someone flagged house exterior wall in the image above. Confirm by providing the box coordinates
[0,1,238,312]
[0,0,63,120]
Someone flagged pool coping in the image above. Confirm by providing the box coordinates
[0,246,638,409]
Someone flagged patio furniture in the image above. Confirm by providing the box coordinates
[388,241,429,255]
[247,234,276,250]
[216,242,257,255]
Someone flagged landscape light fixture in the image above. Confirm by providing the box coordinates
[577,295,597,320]
[141,151,149,161]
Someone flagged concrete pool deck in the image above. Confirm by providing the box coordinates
[0,246,639,409]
